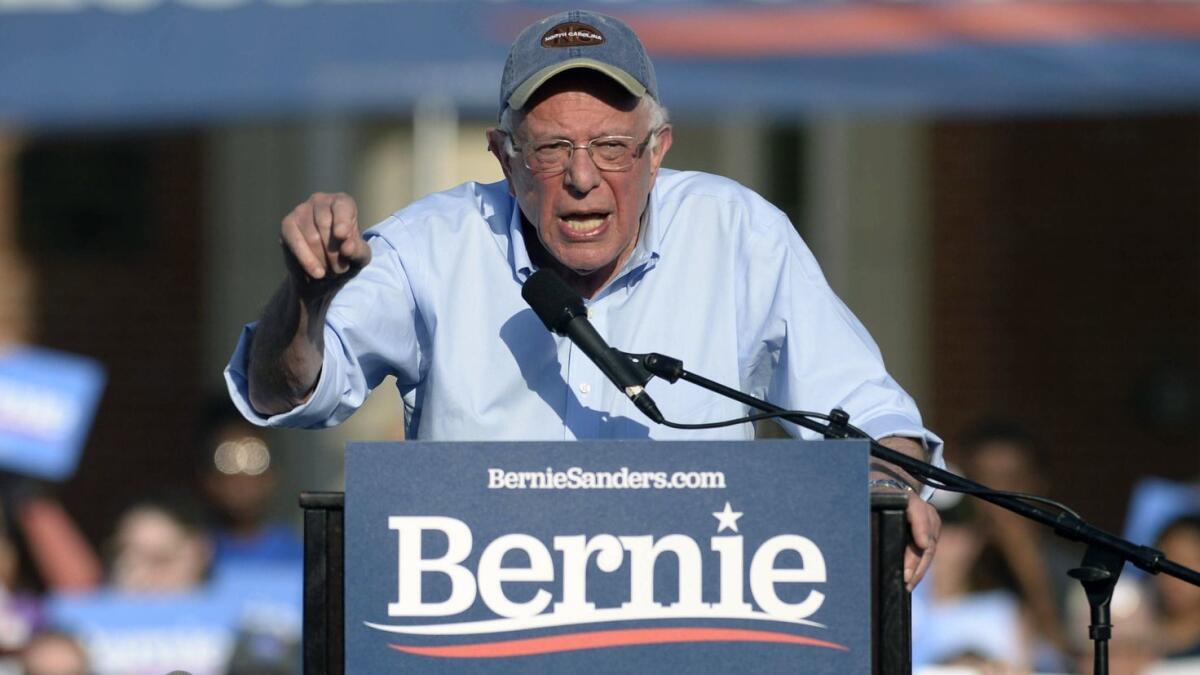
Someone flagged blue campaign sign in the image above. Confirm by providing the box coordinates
[0,347,105,480]
[46,567,302,675]
[47,589,239,675]
[345,440,870,673]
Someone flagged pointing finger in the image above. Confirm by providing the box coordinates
[312,190,336,242]
[330,193,358,240]
[310,194,349,274]
[281,212,326,280]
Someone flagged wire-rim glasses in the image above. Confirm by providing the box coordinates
[512,130,658,175]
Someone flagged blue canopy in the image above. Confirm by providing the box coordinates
[3,1,1200,127]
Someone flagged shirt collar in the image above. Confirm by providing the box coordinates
[506,182,664,284]
[624,187,663,273]
[507,195,536,282]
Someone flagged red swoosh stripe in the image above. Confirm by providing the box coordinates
[388,627,849,658]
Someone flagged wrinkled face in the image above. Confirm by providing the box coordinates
[491,74,671,292]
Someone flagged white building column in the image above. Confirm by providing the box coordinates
[804,116,932,406]
[0,132,32,346]
[411,96,459,199]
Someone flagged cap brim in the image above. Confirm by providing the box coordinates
[507,58,647,111]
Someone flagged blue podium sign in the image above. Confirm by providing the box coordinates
[345,440,870,673]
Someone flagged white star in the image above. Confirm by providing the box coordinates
[712,502,744,533]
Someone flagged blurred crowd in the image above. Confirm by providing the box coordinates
[0,396,302,675]
[913,421,1200,675]
[0,402,1192,674]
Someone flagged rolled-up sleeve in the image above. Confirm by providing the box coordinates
[223,223,424,429]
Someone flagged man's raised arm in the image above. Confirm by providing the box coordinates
[247,192,371,415]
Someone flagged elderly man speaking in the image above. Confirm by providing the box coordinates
[225,10,943,589]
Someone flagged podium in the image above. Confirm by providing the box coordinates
[301,441,913,673]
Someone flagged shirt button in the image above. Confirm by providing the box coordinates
[579,382,592,395]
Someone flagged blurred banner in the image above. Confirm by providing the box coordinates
[0,347,105,481]
[3,1,1200,126]
[46,565,302,675]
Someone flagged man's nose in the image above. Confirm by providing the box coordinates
[563,145,602,194]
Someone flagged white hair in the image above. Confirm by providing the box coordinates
[497,94,669,157]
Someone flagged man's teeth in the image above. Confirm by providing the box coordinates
[564,216,605,232]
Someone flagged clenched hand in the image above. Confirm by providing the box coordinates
[280,192,371,285]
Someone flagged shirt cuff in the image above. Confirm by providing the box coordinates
[223,322,345,429]
[855,413,944,501]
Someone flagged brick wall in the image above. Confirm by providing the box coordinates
[18,133,205,543]
[931,115,1200,530]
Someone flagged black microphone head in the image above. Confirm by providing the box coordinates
[521,269,586,335]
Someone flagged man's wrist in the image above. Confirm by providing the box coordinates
[879,434,931,462]
[869,478,915,493]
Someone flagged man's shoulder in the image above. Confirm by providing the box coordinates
[654,169,790,235]
[656,168,755,195]
[368,180,513,240]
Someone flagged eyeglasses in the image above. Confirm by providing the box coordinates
[512,130,658,175]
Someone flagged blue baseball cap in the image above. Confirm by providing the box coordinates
[499,10,659,116]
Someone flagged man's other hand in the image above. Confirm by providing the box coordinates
[874,435,941,592]
[280,192,371,284]
[904,494,940,591]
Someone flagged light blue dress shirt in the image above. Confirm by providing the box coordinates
[226,170,942,460]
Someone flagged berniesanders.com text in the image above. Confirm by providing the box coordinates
[487,467,726,490]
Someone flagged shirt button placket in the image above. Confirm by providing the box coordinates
[560,336,577,440]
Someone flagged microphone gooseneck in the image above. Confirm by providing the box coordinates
[521,270,664,424]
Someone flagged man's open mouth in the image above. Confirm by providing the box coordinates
[560,213,610,235]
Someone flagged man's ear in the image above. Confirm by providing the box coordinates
[486,128,517,196]
[648,124,673,181]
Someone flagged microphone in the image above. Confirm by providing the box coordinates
[521,269,664,424]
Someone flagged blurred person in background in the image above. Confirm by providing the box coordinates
[912,496,1031,670]
[18,631,88,675]
[196,399,303,675]
[0,476,99,658]
[0,475,101,596]
[107,497,211,593]
[197,396,300,579]
[0,524,34,663]
[44,496,299,674]
[1124,476,1200,558]
[1065,578,1158,675]
[1149,514,1200,661]
[956,420,1078,670]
